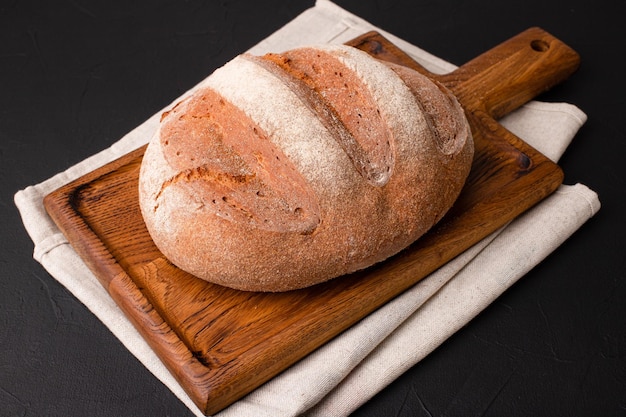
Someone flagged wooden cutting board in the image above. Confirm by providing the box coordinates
[44,27,579,415]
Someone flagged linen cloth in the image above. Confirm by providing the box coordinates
[14,1,600,416]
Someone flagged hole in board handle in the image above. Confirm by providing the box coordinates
[530,39,550,52]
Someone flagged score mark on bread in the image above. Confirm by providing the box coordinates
[254,48,394,187]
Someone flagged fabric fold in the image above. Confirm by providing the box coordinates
[14,1,599,416]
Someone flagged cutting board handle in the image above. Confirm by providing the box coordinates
[348,27,580,120]
[441,27,580,119]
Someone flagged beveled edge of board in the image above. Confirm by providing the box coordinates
[42,146,216,410]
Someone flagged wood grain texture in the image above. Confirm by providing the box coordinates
[43,28,578,414]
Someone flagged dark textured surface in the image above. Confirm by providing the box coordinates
[1,1,624,416]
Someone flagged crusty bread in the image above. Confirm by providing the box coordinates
[138,44,473,292]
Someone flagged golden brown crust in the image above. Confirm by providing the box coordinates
[138,44,473,292]
[156,88,321,234]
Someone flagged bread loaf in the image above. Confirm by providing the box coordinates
[138,44,473,292]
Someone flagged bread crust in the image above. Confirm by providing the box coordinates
[138,45,473,292]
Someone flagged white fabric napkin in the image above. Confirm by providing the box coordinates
[14,1,600,416]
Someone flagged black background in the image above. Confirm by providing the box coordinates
[2,0,625,416]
